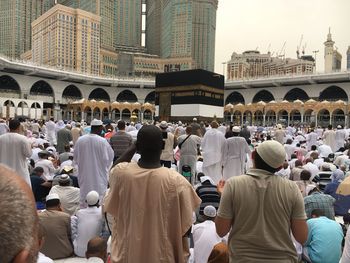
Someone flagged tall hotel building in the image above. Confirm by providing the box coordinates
[0,0,55,58]
[32,4,100,75]
[347,46,350,70]
[146,0,218,72]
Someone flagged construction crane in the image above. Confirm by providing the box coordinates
[267,43,271,54]
[296,34,303,59]
[302,42,307,56]
[277,41,286,59]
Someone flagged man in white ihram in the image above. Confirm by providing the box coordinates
[222,126,251,179]
[74,119,114,207]
[192,205,224,263]
[201,121,226,184]
[71,190,104,257]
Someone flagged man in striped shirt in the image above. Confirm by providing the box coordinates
[110,120,133,162]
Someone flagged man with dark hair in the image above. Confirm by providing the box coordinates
[74,119,114,207]
[0,119,32,186]
[110,120,133,162]
[0,164,39,263]
[30,166,52,208]
[105,125,201,262]
[216,140,308,262]
[39,193,73,259]
[86,237,108,263]
[304,187,335,220]
[303,209,343,263]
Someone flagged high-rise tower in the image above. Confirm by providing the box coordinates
[146,0,218,71]
[114,0,142,49]
[0,0,55,58]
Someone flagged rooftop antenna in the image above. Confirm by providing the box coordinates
[267,43,271,53]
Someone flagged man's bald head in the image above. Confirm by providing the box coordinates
[0,165,39,263]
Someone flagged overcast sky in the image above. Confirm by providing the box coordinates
[214,0,350,74]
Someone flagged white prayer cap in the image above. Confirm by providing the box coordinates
[297,131,302,135]
[58,174,70,184]
[203,205,217,218]
[91,119,103,126]
[337,125,342,129]
[193,118,197,121]
[200,176,215,185]
[160,121,168,129]
[232,126,241,133]
[256,140,286,168]
[46,193,60,202]
[277,124,282,129]
[86,191,99,206]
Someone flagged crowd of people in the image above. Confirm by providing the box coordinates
[2,116,350,262]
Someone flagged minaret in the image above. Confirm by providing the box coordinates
[324,28,335,73]
[347,46,350,70]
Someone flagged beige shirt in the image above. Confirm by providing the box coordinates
[217,168,306,263]
[71,127,83,145]
[160,132,175,161]
[105,162,201,263]
[39,210,73,259]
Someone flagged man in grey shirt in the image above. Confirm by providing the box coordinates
[110,120,133,162]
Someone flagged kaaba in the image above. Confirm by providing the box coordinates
[155,69,224,122]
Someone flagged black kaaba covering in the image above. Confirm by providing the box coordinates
[156,69,224,90]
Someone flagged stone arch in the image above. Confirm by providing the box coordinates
[332,109,345,127]
[30,80,54,96]
[3,100,15,107]
[31,102,41,108]
[18,101,29,108]
[318,109,330,128]
[265,110,276,126]
[89,88,110,102]
[62,85,83,100]
[252,90,275,103]
[283,88,309,102]
[144,109,152,121]
[225,91,245,105]
[277,110,288,124]
[290,109,301,124]
[117,90,138,103]
[320,86,348,102]
[0,75,21,93]
[102,108,109,120]
[144,91,155,104]
[254,110,264,125]
[122,109,131,120]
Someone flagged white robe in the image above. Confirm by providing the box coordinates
[201,129,226,184]
[74,134,114,207]
[222,137,251,180]
[0,133,32,186]
[306,132,318,151]
[49,185,80,216]
[45,120,57,145]
[192,220,223,263]
[323,129,337,152]
[335,129,347,151]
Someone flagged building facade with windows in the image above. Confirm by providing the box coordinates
[0,0,55,58]
[226,50,314,80]
[31,4,100,75]
[146,0,218,72]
